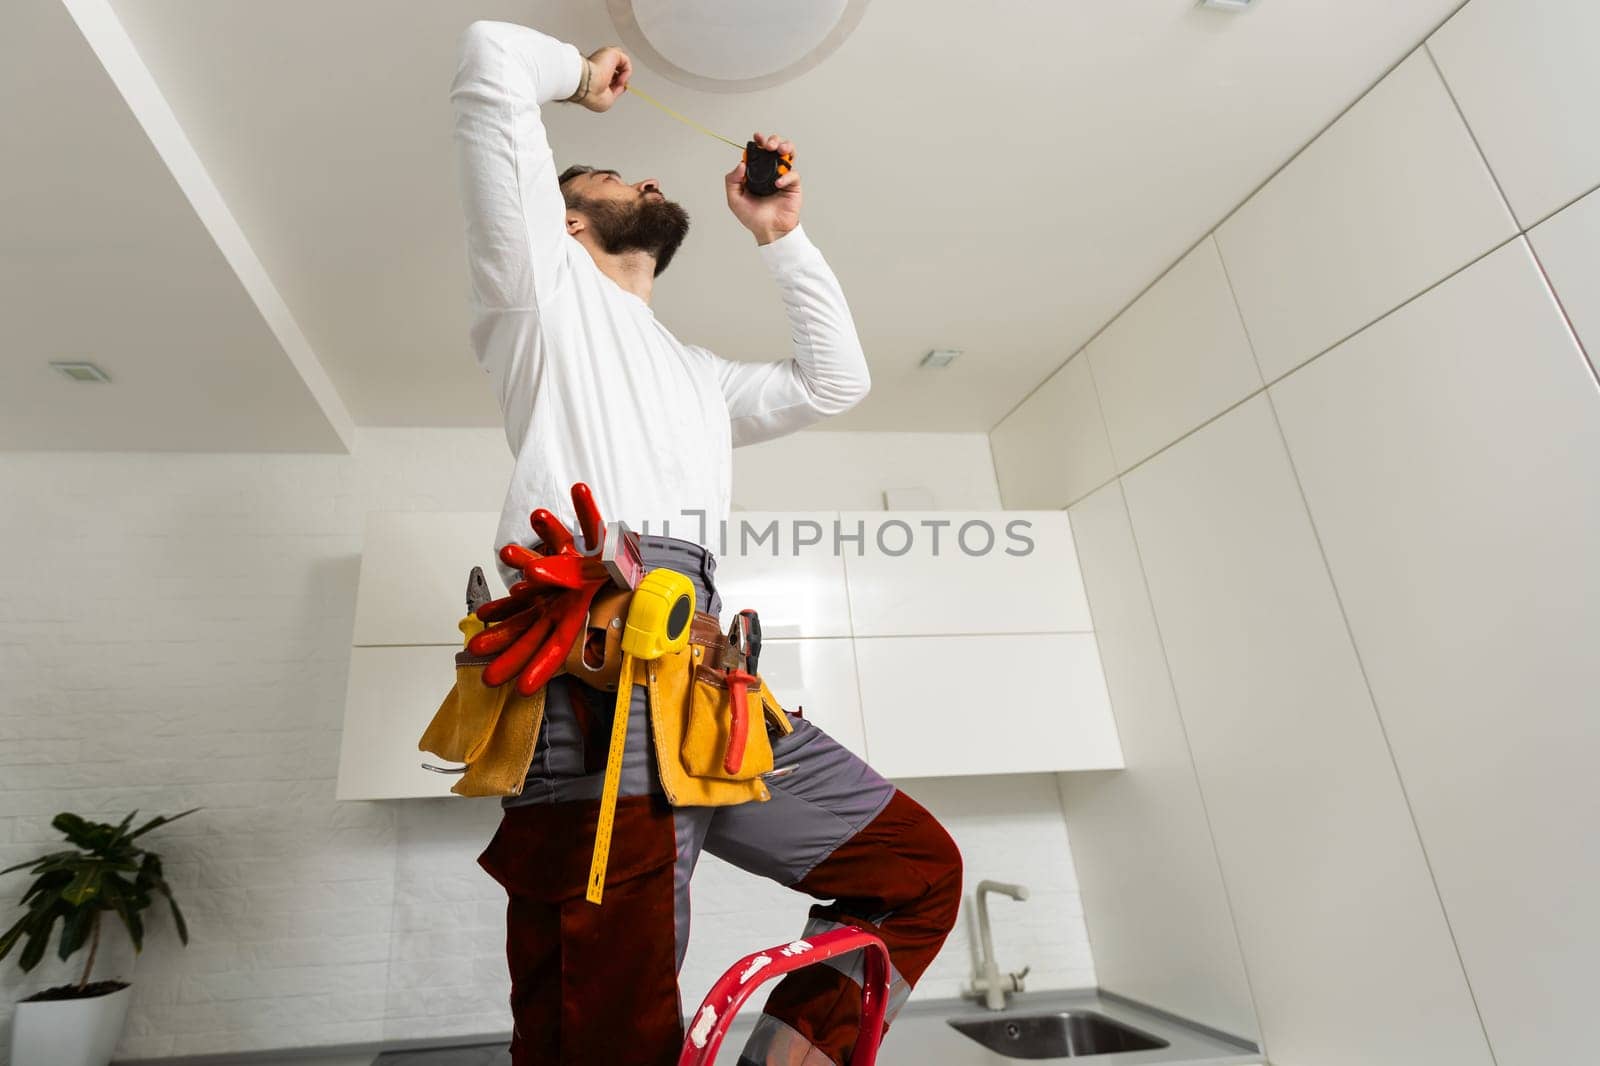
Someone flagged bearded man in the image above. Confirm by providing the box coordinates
[450,20,962,1065]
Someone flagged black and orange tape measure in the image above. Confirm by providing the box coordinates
[626,84,793,197]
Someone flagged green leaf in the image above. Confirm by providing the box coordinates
[166,895,189,945]
[51,813,102,851]
[126,807,201,844]
[60,865,103,906]
[0,851,77,877]
[57,908,93,962]
[18,911,60,972]
[19,869,72,906]
[0,914,31,961]
[107,809,139,848]
[107,890,144,953]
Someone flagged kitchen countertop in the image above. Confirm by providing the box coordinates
[119,989,1262,1066]
[715,988,1264,1066]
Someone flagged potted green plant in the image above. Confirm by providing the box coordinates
[2,808,198,1066]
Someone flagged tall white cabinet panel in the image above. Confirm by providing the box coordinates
[1121,397,1492,1066]
[337,645,459,801]
[1087,239,1263,471]
[1530,186,1600,365]
[1270,241,1600,1066]
[757,638,867,762]
[840,511,1091,636]
[708,512,851,637]
[1430,0,1600,226]
[1061,483,1258,1041]
[351,512,500,646]
[1215,51,1515,381]
[989,357,1115,509]
[855,634,1121,779]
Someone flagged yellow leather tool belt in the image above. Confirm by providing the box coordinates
[417,585,793,805]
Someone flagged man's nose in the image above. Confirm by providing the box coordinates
[636,178,661,195]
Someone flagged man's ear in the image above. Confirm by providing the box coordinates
[566,213,585,236]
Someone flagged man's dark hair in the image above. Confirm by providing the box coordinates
[558,165,607,210]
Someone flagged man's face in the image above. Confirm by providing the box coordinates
[564,170,691,277]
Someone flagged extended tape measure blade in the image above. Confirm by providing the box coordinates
[625,84,743,150]
[586,651,636,905]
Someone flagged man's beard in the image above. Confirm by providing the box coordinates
[574,195,691,276]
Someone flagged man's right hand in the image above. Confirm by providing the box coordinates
[574,47,632,113]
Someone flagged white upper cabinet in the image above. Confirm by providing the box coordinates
[707,512,851,638]
[350,511,500,646]
[1086,238,1264,471]
[989,357,1115,509]
[1215,50,1515,381]
[839,511,1091,636]
[855,633,1120,779]
[337,644,459,801]
[1430,0,1600,227]
[1063,483,1258,1040]
[1530,186,1600,361]
[1270,240,1600,1066]
[1121,397,1493,1066]
[757,637,868,762]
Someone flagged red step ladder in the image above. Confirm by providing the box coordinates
[678,926,891,1066]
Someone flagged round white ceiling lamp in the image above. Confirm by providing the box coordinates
[606,0,873,93]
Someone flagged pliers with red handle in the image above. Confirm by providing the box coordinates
[720,610,764,775]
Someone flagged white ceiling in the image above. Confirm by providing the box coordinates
[13,0,1467,448]
[1,0,349,451]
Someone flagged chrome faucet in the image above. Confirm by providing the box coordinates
[968,879,1031,1010]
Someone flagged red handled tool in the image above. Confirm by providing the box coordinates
[720,609,767,775]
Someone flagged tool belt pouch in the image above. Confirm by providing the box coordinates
[418,651,546,799]
[682,656,779,781]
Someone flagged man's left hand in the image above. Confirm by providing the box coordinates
[725,131,801,246]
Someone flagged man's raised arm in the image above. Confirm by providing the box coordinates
[707,133,871,445]
[451,21,583,322]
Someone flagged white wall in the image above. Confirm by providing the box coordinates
[0,427,1092,1061]
[992,2,1600,1062]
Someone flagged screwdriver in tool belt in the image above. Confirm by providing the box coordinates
[625,84,793,197]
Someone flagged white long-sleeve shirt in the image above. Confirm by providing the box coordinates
[451,21,871,591]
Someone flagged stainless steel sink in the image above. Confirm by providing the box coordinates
[949,1010,1170,1059]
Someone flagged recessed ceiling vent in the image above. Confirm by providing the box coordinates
[51,361,111,383]
[1198,0,1256,10]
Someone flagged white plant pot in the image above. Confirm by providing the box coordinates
[10,983,132,1066]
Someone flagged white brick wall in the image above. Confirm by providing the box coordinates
[0,428,1093,1061]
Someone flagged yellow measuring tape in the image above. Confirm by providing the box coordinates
[622,83,794,197]
[586,568,697,905]
[625,84,744,150]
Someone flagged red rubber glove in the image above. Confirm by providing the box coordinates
[468,483,612,694]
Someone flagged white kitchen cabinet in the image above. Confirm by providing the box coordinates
[1121,397,1492,1066]
[758,638,867,762]
[1270,241,1600,1066]
[853,633,1121,779]
[1215,51,1514,380]
[705,512,851,638]
[1430,0,1600,226]
[1530,186,1600,360]
[350,511,500,647]
[988,357,1116,509]
[336,644,459,801]
[839,511,1092,637]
